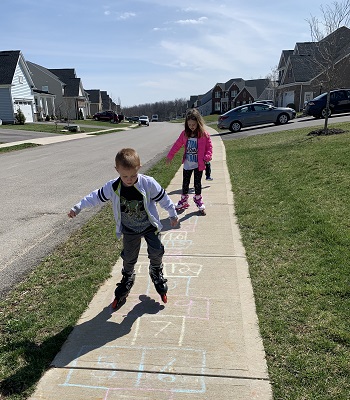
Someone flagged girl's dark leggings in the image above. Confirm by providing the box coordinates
[182,168,203,195]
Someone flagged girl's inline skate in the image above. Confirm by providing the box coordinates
[175,194,190,212]
[193,194,206,215]
[111,270,135,309]
[149,264,168,303]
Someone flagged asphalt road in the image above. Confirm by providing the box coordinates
[0,122,181,298]
[217,112,350,140]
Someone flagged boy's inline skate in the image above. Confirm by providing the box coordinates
[193,194,206,215]
[149,264,168,303]
[111,270,135,309]
[175,194,190,212]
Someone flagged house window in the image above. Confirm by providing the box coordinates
[18,76,24,84]
[231,90,237,97]
[214,102,220,111]
[42,85,49,92]
[215,91,221,99]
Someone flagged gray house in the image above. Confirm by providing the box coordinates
[48,68,90,120]
[276,26,350,111]
[86,89,102,116]
[26,61,60,120]
[0,50,35,123]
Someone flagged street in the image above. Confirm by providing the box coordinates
[0,122,181,297]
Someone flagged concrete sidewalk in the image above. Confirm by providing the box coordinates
[30,131,272,399]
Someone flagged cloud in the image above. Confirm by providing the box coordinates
[118,12,136,20]
[175,16,208,25]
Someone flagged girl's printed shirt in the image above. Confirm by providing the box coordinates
[183,137,198,170]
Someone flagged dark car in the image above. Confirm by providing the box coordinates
[92,111,119,123]
[305,89,350,118]
[217,103,296,132]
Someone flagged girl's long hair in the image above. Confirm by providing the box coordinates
[184,108,207,138]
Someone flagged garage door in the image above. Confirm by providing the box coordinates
[14,101,34,123]
[283,91,294,107]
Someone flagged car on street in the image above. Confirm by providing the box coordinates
[92,110,120,123]
[139,115,150,126]
[151,114,159,122]
[255,99,275,106]
[304,89,350,118]
[217,103,296,132]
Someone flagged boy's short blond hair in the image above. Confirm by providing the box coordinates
[115,148,141,169]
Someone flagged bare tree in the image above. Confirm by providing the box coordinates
[307,0,350,133]
[265,65,279,105]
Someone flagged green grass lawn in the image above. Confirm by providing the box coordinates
[0,121,349,399]
[0,120,135,134]
[224,122,350,400]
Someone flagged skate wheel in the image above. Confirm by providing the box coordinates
[199,209,206,215]
[111,296,126,310]
[111,298,119,309]
[161,294,168,304]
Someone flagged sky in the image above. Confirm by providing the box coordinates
[1,0,326,108]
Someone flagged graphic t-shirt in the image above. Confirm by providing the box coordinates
[183,137,198,170]
[120,183,151,233]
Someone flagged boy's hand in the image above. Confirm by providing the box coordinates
[170,217,179,228]
[68,210,76,218]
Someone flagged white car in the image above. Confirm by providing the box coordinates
[139,115,150,126]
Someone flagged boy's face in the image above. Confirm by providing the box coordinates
[115,165,140,187]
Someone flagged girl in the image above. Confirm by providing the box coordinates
[166,109,213,214]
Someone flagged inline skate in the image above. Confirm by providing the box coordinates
[111,270,135,309]
[175,194,190,212]
[149,264,168,303]
[193,194,206,215]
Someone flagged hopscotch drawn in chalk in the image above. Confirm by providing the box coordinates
[62,345,206,395]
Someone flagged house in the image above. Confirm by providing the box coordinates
[0,50,35,123]
[26,61,60,121]
[194,78,270,116]
[48,68,90,120]
[86,89,102,116]
[276,26,350,111]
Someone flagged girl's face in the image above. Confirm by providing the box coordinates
[115,165,140,187]
[187,118,198,132]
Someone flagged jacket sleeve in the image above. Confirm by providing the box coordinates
[203,132,213,162]
[167,131,186,161]
[71,180,113,215]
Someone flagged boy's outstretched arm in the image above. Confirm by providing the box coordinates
[170,216,179,228]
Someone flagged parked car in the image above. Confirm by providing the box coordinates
[92,110,119,123]
[139,115,150,126]
[217,103,296,132]
[255,99,275,106]
[151,114,158,122]
[304,89,350,118]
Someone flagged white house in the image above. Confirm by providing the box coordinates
[0,50,35,123]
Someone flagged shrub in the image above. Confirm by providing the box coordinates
[15,108,26,125]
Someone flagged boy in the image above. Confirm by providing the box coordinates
[68,148,179,308]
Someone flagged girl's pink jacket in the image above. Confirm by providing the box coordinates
[166,130,213,172]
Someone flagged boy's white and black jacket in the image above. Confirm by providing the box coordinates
[71,174,177,238]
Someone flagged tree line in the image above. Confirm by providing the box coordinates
[122,98,188,121]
